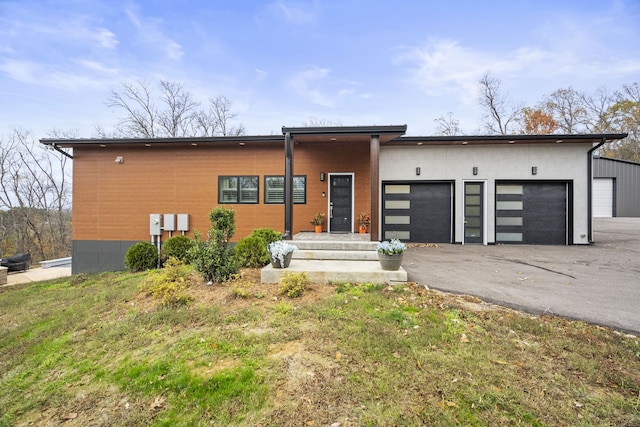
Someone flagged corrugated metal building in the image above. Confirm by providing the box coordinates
[593,157,640,217]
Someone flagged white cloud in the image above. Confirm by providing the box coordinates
[396,39,551,105]
[0,59,115,91]
[93,28,119,49]
[125,7,183,60]
[254,68,268,83]
[270,0,318,25]
[289,66,334,107]
[75,59,119,76]
[288,66,364,108]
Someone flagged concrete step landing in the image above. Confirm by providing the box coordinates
[261,239,407,285]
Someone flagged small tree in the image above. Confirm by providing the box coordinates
[519,107,558,134]
[189,206,239,282]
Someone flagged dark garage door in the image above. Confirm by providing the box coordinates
[495,181,570,245]
[382,182,453,243]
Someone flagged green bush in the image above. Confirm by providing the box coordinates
[189,234,239,283]
[209,206,236,244]
[162,235,194,263]
[125,241,158,272]
[189,206,240,283]
[278,271,310,298]
[140,257,193,306]
[250,228,282,246]
[234,236,270,268]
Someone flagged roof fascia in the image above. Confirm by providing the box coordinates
[594,155,640,166]
[40,135,285,147]
[390,133,628,145]
[281,125,407,136]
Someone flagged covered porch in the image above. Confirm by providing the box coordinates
[281,125,407,241]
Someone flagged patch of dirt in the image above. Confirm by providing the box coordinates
[186,268,337,314]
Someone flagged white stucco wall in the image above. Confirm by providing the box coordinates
[380,143,593,244]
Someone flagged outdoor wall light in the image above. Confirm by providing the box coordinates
[320,172,326,181]
[532,166,538,175]
[473,166,478,175]
[416,167,421,176]
[115,156,124,164]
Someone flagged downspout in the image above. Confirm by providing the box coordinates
[51,143,73,159]
[587,137,607,243]
[283,132,293,240]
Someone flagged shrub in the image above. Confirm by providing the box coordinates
[234,235,270,268]
[162,235,194,263]
[140,257,193,306]
[125,241,158,272]
[209,206,236,244]
[189,206,239,282]
[189,231,239,283]
[278,271,309,298]
[250,228,282,246]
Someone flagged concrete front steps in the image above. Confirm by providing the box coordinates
[260,239,408,285]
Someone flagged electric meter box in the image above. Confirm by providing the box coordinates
[177,214,189,231]
[149,214,161,235]
[163,214,176,231]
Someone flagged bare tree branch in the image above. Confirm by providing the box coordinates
[478,72,519,135]
[105,81,245,138]
[433,112,461,136]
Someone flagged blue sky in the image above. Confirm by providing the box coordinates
[1,0,639,138]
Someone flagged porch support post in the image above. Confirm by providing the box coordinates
[283,132,294,240]
[370,134,380,242]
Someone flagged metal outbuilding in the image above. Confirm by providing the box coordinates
[593,157,640,217]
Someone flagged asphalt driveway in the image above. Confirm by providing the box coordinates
[403,218,640,334]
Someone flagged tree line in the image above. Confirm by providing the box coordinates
[0,129,71,262]
[435,72,640,162]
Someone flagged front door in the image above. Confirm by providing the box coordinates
[464,182,484,244]
[329,174,353,233]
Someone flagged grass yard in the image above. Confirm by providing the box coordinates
[1,268,639,426]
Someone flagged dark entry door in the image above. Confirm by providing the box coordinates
[330,174,352,233]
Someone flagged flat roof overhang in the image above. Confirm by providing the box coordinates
[281,125,407,143]
[389,133,628,146]
[40,134,285,149]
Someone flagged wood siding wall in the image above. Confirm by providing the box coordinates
[72,140,371,242]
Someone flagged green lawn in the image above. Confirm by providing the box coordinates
[1,270,638,426]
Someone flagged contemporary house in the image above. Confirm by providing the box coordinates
[593,156,640,217]
[41,126,627,274]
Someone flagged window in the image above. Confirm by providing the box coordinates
[264,176,306,204]
[218,176,259,204]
